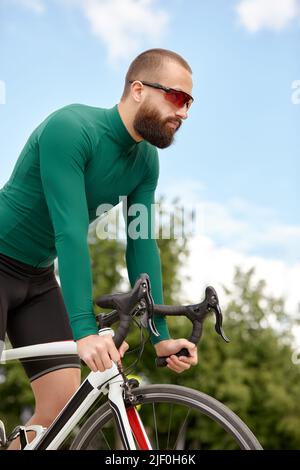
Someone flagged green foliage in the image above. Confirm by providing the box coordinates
[155,197,191,304]
[1,202,300,449]
[0,229,127,436]
[0,359,34,432]
[132,266,300,449]
[88,227,126,312]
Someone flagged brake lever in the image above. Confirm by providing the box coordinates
[140,275,160,337]
[205,286,230,343]
[210,302,230,343]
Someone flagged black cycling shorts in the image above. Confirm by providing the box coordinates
[0,252,80,382]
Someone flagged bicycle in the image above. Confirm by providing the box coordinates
[0,274,263,450]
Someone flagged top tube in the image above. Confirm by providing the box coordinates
[0,341,77,363]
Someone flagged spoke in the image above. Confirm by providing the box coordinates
[173,407,190,450]
[100,428,111,450]
[72,385,263,450]
[167,404,174,450]
[152,403,159,450]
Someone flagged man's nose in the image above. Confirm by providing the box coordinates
[175,107,188,120]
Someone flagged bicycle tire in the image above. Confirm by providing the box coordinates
[70,384,262,450]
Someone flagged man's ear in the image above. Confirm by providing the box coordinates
[130,81,144,104]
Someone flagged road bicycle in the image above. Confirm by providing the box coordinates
[0,274,263,450]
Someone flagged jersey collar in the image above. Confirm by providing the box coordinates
[106,105,138,151]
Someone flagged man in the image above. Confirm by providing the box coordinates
[0,48,198,448]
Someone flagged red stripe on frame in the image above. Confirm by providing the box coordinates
[126,406,150,450]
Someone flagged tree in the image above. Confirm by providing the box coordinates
[0,198,190,435]
[3,200,300,449]
[0,227,127,435]
[131,267,300,449]
[156,196,191,304]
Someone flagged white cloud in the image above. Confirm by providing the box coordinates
[180,235,300,344]
[201,200,299,263]
[158,181,300,342]
[159,183,300,264]
[235,0,300,32]
[74,0,169,62]
[10,0,169,62]
[182,235,299,310]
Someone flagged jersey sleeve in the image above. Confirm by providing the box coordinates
[124,146,171,345]
[38,111,99,340]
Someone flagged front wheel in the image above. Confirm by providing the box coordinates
[70,384,262,450]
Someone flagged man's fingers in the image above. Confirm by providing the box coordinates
[189,347,197,356]
[166,352,198,372]
[185,344,197,357]
[179,356,192,363]
[106,341,121,363]
[77,335,123,372]
[101,352,113,370]
[87,359,98,373]
[80,352,100,372]
[167,365,183,373]
[167,355,190,373]
[85,355,102,372]
[167,363,189,373]
[166,359,183,373]
[179,350,198,364]
[94,354,106,372]
[119,341,129,358]
[175,340,197,356]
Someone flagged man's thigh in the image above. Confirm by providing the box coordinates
[32,368,81,417]
[6,274,81,382]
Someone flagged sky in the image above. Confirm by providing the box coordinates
[0,0,299,330]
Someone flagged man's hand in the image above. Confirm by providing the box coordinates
[154,339,198,373]
[76,334,129,372]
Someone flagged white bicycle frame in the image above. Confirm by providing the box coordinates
[0,328,151,450]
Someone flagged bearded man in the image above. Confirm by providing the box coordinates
[0,48,197,449]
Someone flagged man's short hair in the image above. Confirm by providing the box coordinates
[121,48,192,100]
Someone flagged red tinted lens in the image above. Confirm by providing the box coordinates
[165,90,192,109]
[165,90,185,108]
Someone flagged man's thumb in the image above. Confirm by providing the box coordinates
[179,339,196,354]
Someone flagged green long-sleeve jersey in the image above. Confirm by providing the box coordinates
[0,104,170,343]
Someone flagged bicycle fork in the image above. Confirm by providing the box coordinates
[25,363,147,450]
[108,370,152,450]
[3,363,151,450]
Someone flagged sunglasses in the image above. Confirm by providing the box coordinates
[128,80,194,110]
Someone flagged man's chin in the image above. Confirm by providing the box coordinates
[153,137,175,149]
[133,125,175,148]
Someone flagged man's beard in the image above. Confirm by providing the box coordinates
[133,103,181,149]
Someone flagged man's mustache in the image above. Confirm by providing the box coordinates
[165,118,182,130]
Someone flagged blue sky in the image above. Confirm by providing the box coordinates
[0,0,299,277]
